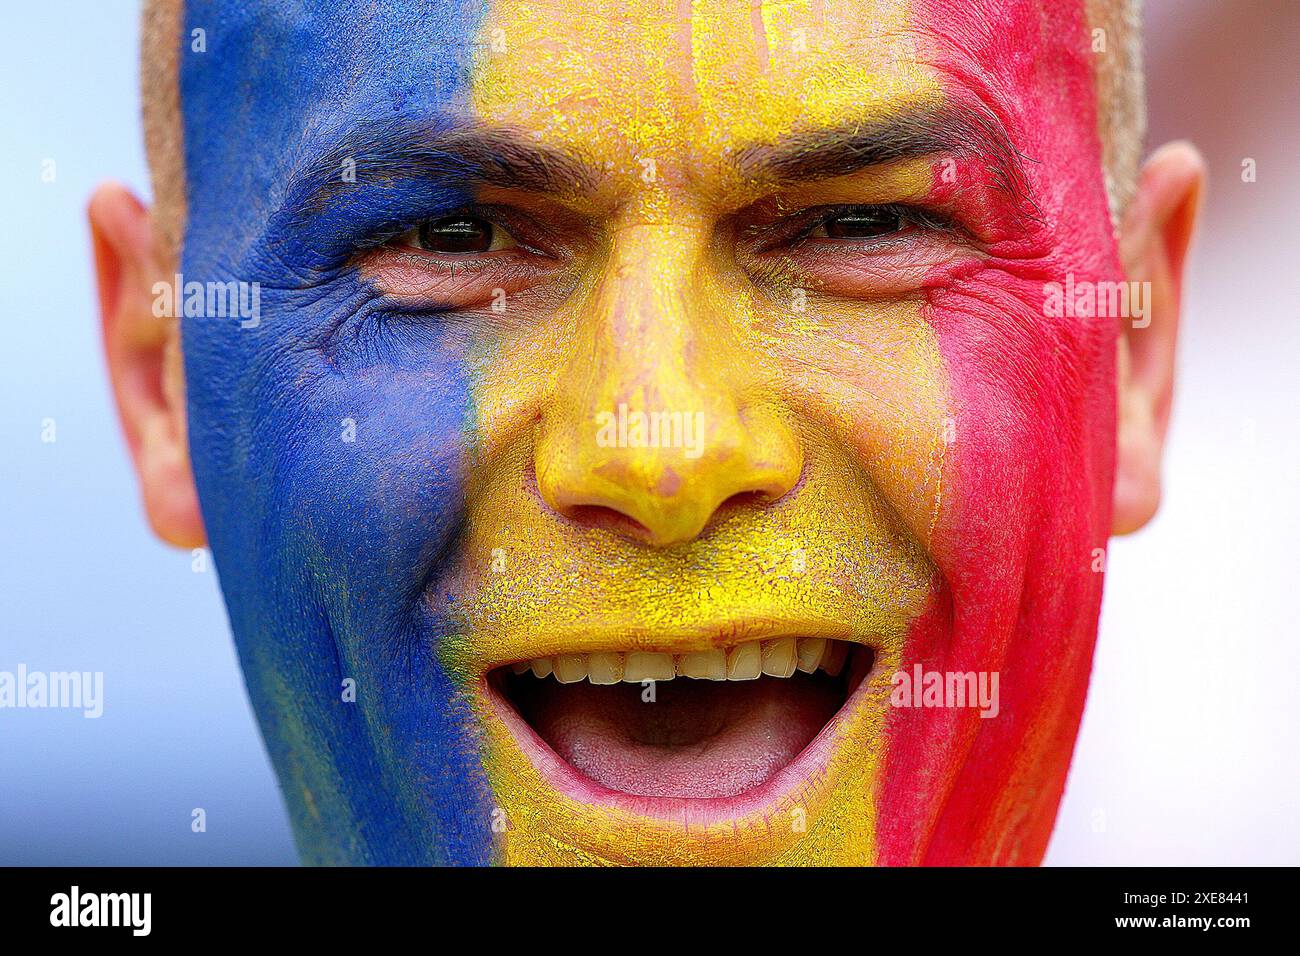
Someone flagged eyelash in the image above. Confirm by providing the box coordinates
[753,202,959,252]
[379,201,956,257]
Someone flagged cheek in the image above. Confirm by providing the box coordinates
[908,0,1122,575]
[870,259,1117,864]
[189,295,482,661]
[926,256,1117,577]
[261,347,477,601]
[761,296,953,553]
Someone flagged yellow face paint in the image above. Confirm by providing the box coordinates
[438,0,951,865]
[446,434,934,863]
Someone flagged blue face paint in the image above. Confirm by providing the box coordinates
[178,0,493,864]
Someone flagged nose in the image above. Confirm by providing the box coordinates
[535,224,802,547]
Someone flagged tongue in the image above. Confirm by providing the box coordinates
[515,675,843,799]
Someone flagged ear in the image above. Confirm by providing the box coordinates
[89,182,205,548]
[1111,142,1205,536]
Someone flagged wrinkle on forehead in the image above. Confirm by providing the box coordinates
[151,0,1137,253]
[469,0,943,200]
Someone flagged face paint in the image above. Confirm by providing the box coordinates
[418,0,952,865]
[179,0,497,864]
[876,0,1121,864]
[176,0,1119,865]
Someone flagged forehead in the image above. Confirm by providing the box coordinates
[472,0,939,165]
[178,0,1091,185]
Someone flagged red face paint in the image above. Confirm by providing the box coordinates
[878,0,1121,864]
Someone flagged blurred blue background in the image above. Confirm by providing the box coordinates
[1,0,1296,865]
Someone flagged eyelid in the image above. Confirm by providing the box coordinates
[746,202,962,252]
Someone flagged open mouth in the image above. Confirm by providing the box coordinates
[486,637,875,803]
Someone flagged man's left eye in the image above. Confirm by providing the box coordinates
[400,214,519,254]
[806,208,906,240]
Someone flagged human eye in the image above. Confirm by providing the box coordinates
[395,212,520,255]
[741,202,974,299]
[360,204,571,310]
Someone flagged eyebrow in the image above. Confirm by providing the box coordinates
[293,102,1036,225]
[731,103,1037,215]
[297,121,603,216]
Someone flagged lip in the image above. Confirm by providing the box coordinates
[477,627,882,827]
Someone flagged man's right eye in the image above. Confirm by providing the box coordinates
[361,206,570,311]
[401,214,519,255]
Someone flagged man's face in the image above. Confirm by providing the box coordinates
[176,0,1119,864]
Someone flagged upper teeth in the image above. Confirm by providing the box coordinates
[507,637,850,685]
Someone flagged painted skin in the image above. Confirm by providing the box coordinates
[169,0,1126,864]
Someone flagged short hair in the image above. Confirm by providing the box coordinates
[140,0,1146,258]
[1089,0,1148,225]
[140,0,184,257]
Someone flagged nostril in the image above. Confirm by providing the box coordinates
[713,489,773,520]
[564,504,654,541]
